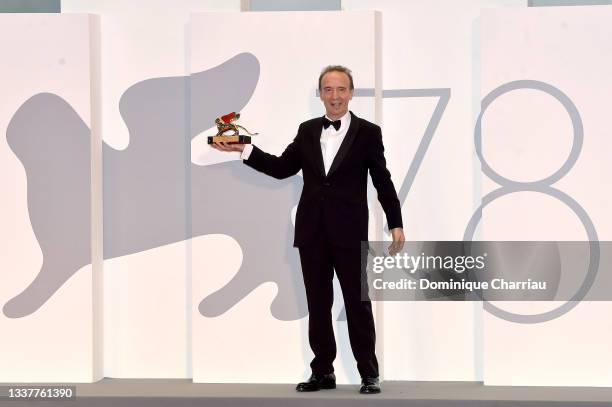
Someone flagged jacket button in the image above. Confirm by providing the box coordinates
[323,182,330,187]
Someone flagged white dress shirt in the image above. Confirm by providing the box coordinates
[241,111,351,175]
[319,111,350,175]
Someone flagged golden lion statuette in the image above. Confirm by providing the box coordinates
[207,112,259,145]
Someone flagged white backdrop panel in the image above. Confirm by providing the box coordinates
[0,13,101,382]
[481,6,612,386]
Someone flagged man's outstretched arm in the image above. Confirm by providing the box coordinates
[212,128,302,180]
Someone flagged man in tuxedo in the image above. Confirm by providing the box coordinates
[212,65,405,394]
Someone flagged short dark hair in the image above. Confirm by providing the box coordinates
[318,65,354,90]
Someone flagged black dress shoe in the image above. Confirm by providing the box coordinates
[359,376,381,394]
[296,373,336,392]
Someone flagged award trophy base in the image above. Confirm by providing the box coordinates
[207,135,252,145]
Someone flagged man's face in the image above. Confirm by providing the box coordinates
[319,71,353,120]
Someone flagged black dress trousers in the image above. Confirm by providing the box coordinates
[298,218,378,378]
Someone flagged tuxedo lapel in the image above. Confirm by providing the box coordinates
[326,111,360,178]
[311,117,326,177]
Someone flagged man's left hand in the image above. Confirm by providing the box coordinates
[389,227,405,256]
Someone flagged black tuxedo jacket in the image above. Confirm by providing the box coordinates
[244,111,403,248]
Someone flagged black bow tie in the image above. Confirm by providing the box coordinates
[322,117,341,131]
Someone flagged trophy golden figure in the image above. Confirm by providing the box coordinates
[207,111,258,145]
